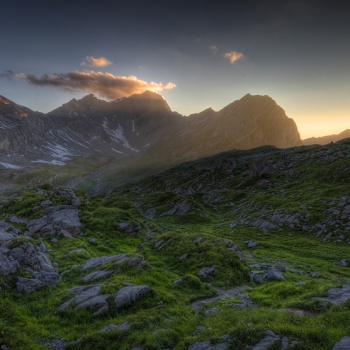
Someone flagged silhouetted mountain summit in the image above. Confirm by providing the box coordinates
[0,92,302,191]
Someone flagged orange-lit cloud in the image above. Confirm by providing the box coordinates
[17,71,176,100]
[224,51,244,64]
[80,56,113,67]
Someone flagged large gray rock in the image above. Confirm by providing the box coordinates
[311,283,350,305]
[75,294,110,316]
[114,285,153,308]
[188,341,229,350]
[27,205,81,237]
[263,267,286,282]
[82,270,113,282]
[82,253,128,271]
[252,330,280,350]
[198,266,217,278]
[0,240,60,292]
[0,250,18,275]
[59,284,109,315]
[0,221,19,242]
[118,222,141,236]
[332,336,350,350]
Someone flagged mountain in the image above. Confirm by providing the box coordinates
[0,92,302,194]
[303,128,350,145]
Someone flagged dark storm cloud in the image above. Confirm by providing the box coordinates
[17,71,176,100]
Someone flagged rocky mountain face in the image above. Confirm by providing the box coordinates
[0,91,302,194]
[303,129,350,145]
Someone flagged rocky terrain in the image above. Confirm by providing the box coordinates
[0,92,302,196]
[0,138,350,349]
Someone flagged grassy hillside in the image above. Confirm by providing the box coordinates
[1,139,350,349]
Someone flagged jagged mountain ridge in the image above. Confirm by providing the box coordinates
[0,92,301,166]
[0,91,302,194]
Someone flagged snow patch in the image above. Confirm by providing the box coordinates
[102,120,139,152]
[0,162,22,169]
[31,160,65,166]
[111,148,123,154]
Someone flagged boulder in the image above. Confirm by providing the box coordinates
[75,294,110,316]
[263,267,286,282]
[0,221,19,242]
[252,330,280,350]
[82,253,127,271]
[0,240,60,292]
[82,270,113,282]
[114,285,153,308]
[310,272,321,278]
[118,222,141,236]
[311,283,350,305]
[188,341,229,350]
[204,307,219,316]
[27,205,81,237]
[332,336,350,350]
[246,240,257,248]
[59,284,110,315]
[198,266,217,278]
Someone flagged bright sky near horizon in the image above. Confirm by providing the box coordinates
[1,0,350,139]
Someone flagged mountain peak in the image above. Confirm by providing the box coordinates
[128,90,164,100]
[0,95,29,118]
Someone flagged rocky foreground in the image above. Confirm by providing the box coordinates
[0,139,350,349]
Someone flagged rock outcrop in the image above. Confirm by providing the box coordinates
[0,239,60,292]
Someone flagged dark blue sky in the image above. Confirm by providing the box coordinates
[1,0,350,137]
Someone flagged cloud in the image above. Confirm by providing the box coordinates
[0,70,15,80]
[80,56,113,67]
[17,71,176,100]
[209,46,219,54]
[224,51,244,64]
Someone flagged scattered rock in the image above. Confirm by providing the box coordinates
[332,336,350,350]
[311,283,350,305]
[27,205,81,237]
[99,322,130,332]
[252,330,280,350]
[198,266,217,278]
[263,267,286,282]
[179,253,188,260]
[0,240,60,293]
[59,284,110,316]
[0,221,19,242]
[119,222,141,236]
[188,341,229,350]
[310,272,321,278]
[82,270,113,282]
[43,338,65,350]
[114,285,153,308]
[204,307,219,316]
[69,249,86,255]
[245,240,257,248]
[82,253,128,271]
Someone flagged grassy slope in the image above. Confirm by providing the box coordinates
[1,140,350,349]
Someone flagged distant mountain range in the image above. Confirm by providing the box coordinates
[303,129,350,145]
[0,91,302,194]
